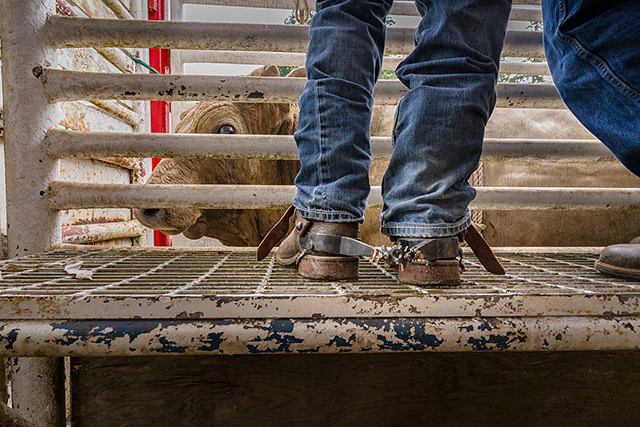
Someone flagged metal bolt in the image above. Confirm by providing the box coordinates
[32,66,43,78]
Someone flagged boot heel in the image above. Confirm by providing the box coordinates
[298,255,359,280]
[398,259,461,286]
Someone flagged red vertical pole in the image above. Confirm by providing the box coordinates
[148,0,172,246]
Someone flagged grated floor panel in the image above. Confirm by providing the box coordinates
[0,248,637,298]
[3,248,640,355]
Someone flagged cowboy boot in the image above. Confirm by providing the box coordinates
[595,236,640,280]
[396,226,504,286]
[276,211,359,280]
[395,237,462,286]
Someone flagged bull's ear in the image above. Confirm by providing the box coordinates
[248,64,280,77]
[286,67,306,78]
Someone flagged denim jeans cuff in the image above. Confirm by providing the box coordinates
[293,204,364,223]
[380,210,472,238]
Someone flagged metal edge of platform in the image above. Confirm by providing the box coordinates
[1,316,639,356]
[0,247,636,321]
[1,292,640,320]
[2,247,640,356]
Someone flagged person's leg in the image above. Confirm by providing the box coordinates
[293,0,393,223]
[542,0,640,175]
[277,0,393,279]
[541,0,640,279]
[380,0,511,283]
[382,0,511,238]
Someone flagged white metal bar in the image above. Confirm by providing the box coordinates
[175,50,550,75]
[61,220,144,244]
[1,0,61,256]
[47,16,545,58]
[47,181,640,211]
[43,69,563,107]
[500,61,550,76]
[179,0,542,21]
[45,130,613,161]
[2,316,640,355]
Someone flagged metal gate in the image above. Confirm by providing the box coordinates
[2,0,640,259]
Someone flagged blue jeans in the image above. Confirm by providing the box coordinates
[292,0,511,238]
[542,0,640,177]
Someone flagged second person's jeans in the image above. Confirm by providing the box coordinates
[542,0,640,177]
[292,0,511,238]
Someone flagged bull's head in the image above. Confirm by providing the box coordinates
[133,65,303,246]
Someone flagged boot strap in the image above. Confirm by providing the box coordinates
[463,224,505,275]
[257,206,312,260]
[257,206,295,260]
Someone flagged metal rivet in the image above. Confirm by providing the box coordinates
[296,222,302,230]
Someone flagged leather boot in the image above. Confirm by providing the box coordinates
[275,212,359,280]
[595,236,640,280]
[395,237,462,286]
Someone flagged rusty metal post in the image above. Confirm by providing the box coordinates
[1,0,61,256]
[9,358,65,427]
[1,1,64,425]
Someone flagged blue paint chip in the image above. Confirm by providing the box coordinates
[328,335,352,348]
[152,336,187,354]
[198,332,224,352]
[51,320,159,349]
[1,328,18,350]
[467,331,526,351]
[373,320,444,351]
[272,319,295,333]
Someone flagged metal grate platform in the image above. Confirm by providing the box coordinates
[0,248,637,297]
[2,248,640,355]
[0,248,639,319]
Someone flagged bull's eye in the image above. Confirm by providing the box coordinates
[217,124,236,134]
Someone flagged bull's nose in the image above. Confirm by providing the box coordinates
[141,208,160,218]
[133,208,162,228]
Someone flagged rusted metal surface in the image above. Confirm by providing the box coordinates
[47,16,545,58]
[57,157,133,237]
[57,0,139,74]
[62,220,144,244]
[45,129,613,162]
[3,316,640,356]
[102,0,134,19]
[90,100,139,129]
[59,101,134,132]
[50,1,146,248]
[43,69,563,107]
[0,249,640,355]
[46,181,640,211]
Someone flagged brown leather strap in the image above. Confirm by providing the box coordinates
[257,205,295,260]
[463,225,505,275]
[294,211,312,235]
